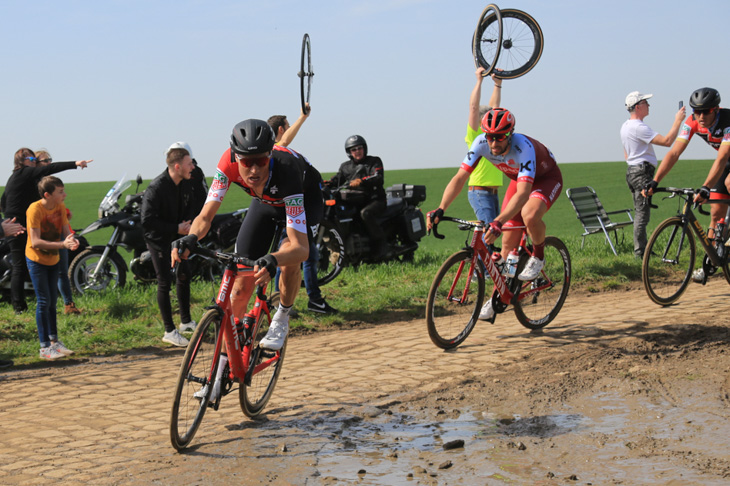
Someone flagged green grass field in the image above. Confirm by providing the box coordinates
[0,159,717,366]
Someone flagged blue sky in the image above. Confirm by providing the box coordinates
[1,0,728,185]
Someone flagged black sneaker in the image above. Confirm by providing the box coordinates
[307,298,338,315]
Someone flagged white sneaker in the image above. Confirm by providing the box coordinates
[40,346,65,360]
[259,317,289,350]
[479,299,495,320]
[692,268,704,283]
[179,321,197,333]
[518,256,544,281]
[163,329,189,347]
[51,341,74,356]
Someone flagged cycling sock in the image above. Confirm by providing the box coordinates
[277,303,293,316]
[211,354,227,400]
[533,242,545,260]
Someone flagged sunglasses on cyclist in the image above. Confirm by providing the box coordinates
[235,153,270,168]
[693,108,714,116]
[485,132,511,142]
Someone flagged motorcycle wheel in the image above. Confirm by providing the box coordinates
[313,221,345,287]
[69,249,127,294]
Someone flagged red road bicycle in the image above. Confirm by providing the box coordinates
[170,245,285,451]
[426,216,571,349]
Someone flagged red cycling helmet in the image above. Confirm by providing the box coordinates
[481,108,515,135]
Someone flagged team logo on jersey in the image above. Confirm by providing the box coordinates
[520,161,533,172]
[211,171,229,191]
[270,185,279,194]
[285,197,305,218]
[680,127,690,137]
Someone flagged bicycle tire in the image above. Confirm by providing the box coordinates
[475,8,544,79]
[472,4,502,76]
[240,300,287,417]
[316,221,345,287]
[513,236,571,330]
[299,33,313,115]
[642,217,696,306]
[426,250,489,349]
[170,309,221,451]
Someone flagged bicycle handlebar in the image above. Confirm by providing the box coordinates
[429,216,484,240]
[653,187,730,216]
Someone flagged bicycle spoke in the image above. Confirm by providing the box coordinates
[643,218,695,306]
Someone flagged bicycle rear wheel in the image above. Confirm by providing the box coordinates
[426,250,489,349]
[513,236,571,330]
[170,309,221,451]
[240,296,287,417]
[299,33,313,115]
[642,217,695,306]
[472,4,502,76]
[475,8,544,79]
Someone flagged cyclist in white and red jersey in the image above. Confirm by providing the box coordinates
[427,108,562,320]
[644,87,730,282]
[172,119,323,352]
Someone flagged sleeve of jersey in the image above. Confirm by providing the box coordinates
[460,135,487,173]
[284,193,307,234]
[516,140,537,185]
[723,127,730,145]
[677,119,694,143]
[205,168,231,204]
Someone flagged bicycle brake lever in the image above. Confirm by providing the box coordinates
[432,223,445,239]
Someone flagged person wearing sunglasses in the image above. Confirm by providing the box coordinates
[428,108,562,320]
[643,87,730,283]
[621,92,686,258]
[172,119,323,353]
[0,148,92,314]
[327,134,387,258]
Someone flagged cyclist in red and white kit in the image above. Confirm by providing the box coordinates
[172,119,323,352]
[428,108,562,320]
[644,87,730,282]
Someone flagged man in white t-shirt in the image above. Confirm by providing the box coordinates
[620,91,685,257]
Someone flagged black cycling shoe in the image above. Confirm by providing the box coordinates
[307,298,338,315]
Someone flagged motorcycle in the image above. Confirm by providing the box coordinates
[69,174,245,294]
[314,183,427,285]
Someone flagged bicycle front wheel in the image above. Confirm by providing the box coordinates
[170,309,221,451]
[513,236,571,330]
[642,217,695,306]
[472,4,502,75]
[426,250,489,349]
[240,299,287,417]
[475,8,544,79]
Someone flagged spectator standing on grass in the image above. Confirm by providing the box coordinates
[141,145,197,347]
[36,150,82,314]
[464,67,505,224]
[1,148,91,314]
[620,92,685,257]
[268,104,338,315]
[0,217,25,368]
[26,176,78,361]
[165,142,208,215]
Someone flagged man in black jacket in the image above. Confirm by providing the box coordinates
[141,145,196,347]
[328,135,387,257]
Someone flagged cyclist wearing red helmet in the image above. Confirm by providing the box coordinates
[428,107,562,320]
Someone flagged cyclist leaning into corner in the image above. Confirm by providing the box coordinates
[427,108,563,321]
[643,87,730,283]
[172,119,323,354]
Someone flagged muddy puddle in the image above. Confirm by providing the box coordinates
[252,387,730,485]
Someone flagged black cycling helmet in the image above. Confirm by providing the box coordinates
[230,119,276,155]
[689,87,721,110]
[345,134,368,156]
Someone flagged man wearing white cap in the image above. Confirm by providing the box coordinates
[620,91,685,257]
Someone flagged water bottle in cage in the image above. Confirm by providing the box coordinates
[505,249,520,278]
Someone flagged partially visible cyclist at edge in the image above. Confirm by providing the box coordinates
[172,119,323,353]
[643,87,730,283]
[427,108,563,320]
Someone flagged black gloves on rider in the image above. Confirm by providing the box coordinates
[698,185,711,200]
[256,254,278,279]
[644,179,658,194]
[172,234,198,253]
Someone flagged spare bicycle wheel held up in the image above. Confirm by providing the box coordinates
[298,33,313,114]
[473,7,544,79]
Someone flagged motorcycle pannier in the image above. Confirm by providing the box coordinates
[386,184,427,205]
[402,208,427,241]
